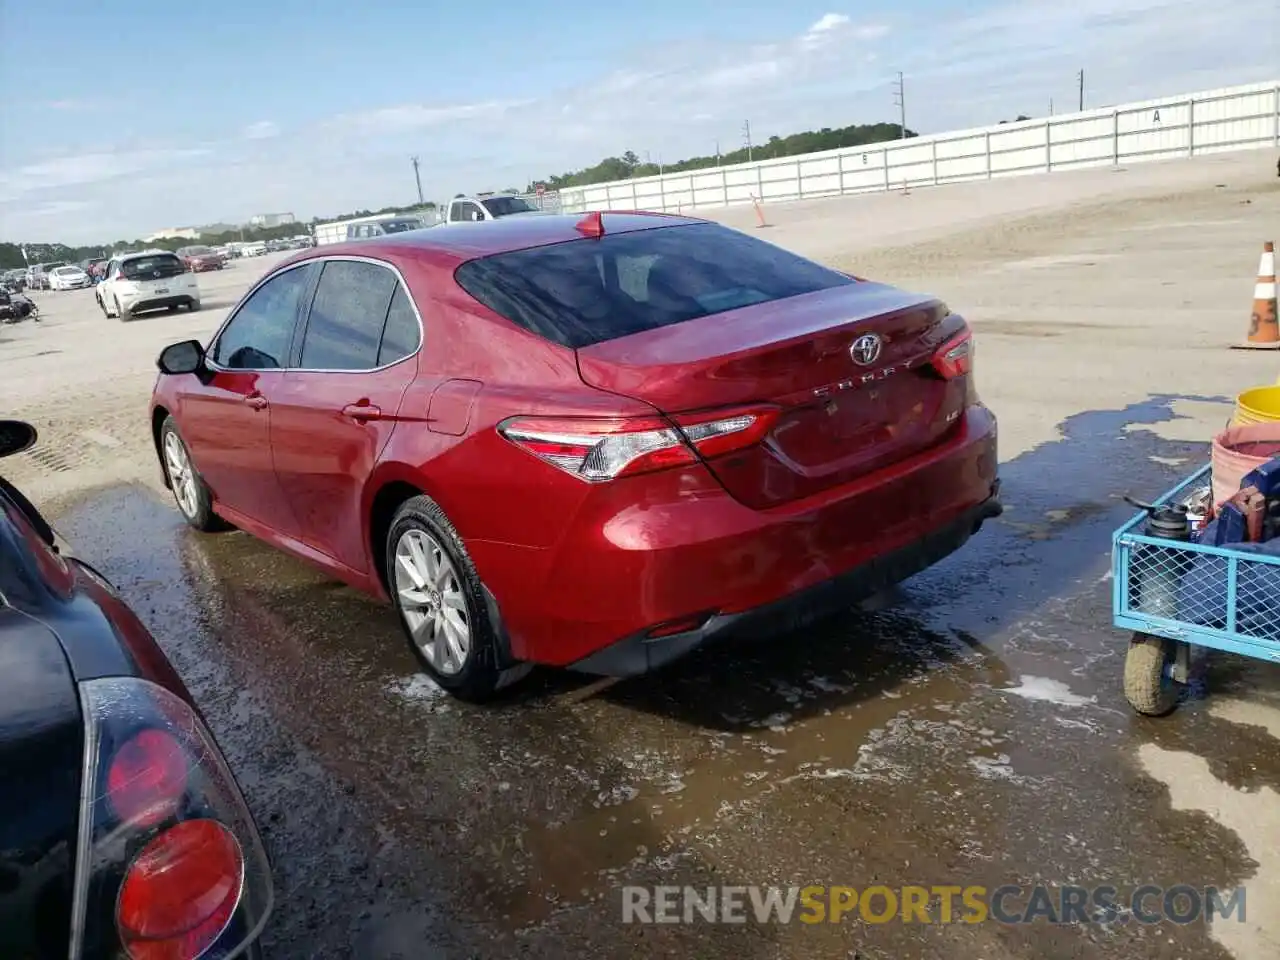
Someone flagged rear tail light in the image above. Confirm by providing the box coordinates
[499,405,781,481]
[929,326,979,406]
[930,328,973,379]
[68,678,272,960]
[117,820,244,958]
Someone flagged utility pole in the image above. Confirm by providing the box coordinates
[715,139,721,165]
[1077,70,1084,111]
[410,156,424,205]
[892,72,907,138]
[743,120,753,163]
[1049,97,1054,116]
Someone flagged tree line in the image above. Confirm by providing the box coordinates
[526,121,915,192]
[0,201,440,271]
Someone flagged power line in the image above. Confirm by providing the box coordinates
[1077,70,1085,111]
[892,72,907,139]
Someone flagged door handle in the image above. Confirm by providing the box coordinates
[341,402,383,422]
[244,392,267,410]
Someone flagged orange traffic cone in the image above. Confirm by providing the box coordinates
[1234,241,1279,350]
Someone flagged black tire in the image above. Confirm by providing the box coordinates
[158,417,227,532]
[115,297,130,321]
[167,304,180,313]
[1124,633,1182,717]
[188,299,201,312]
[386,495,512,702]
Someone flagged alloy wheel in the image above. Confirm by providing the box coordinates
[163,432,199,519]
[393,528,471,675]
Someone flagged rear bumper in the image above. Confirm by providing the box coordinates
[123,293,197,313]
[572,486,1002,677]
[476,404,999,669]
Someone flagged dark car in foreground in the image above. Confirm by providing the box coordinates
[0,420,272,959]
[148,212,1000,701]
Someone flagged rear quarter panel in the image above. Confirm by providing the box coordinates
[371,259,657,550]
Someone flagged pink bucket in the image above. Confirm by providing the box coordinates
[1211,422,1280,507]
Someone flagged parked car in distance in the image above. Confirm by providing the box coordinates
[444,194,543,224]
[2,268,27,291]
[176,245,225,273]
[48,264,93,290]
[149,213,1000,701]
[80,257,109,282]
[344,215,427,240]
[240,241,269,257]
[97,250,201,320]
[0,419,273,960]
[27,261,68,290]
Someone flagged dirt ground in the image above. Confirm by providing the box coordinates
[3,150,1280,959]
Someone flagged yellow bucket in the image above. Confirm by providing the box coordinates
[1233,385,1280,425]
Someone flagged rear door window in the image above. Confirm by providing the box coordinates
[299,260,399,370]
[211,264,315,369]
[376,286,421,366]
[453,221,853,349]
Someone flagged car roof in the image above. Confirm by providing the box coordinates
[304,212,702,262]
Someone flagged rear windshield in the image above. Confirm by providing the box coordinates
[122,255,185,280]
[379,219,424,234]
[454,221,852,349]
[481,196,537,217]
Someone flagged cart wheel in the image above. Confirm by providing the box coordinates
[1124,633,1183,717]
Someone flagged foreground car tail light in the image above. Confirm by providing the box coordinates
[68,678,272,960]
[499,405,781,481]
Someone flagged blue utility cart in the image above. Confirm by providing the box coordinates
[1112,463,1280,716]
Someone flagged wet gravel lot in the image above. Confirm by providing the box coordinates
[53,397,1280,960]
[7,156,1280,958]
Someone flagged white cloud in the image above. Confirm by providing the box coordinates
[0,147,211,203]
[242,120,280,140]
[28,199,94,217]
[326,98,531,136]
[2,0,1276,243]
[809,13,851,34]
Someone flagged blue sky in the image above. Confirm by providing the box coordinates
[1,0,1275,243]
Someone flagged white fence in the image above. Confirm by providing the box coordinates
[559,80,1280,215]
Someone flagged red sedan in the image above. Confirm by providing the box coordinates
[177,245,224,272]
[149,212,1000,700]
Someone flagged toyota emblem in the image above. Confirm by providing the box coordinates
[850,333,883,366]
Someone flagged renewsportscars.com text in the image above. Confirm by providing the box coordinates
[621,884,1246,926]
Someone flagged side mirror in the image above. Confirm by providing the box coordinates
[157,339,205,375]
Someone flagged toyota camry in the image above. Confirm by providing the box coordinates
[149,212,1000,701]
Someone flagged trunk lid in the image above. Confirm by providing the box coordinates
[576,282,967,508]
